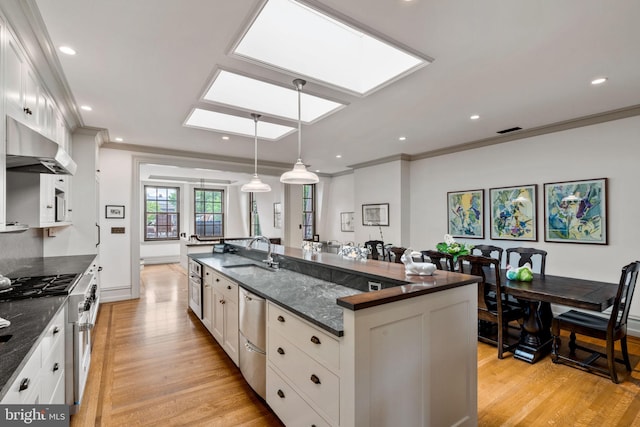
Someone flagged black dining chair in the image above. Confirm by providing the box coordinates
[387,246,407,264]
[506,247,547,276]
[420,250,455,271]
[472,244,504,269]
[551,261,640,383]
[364,240,385,261]
[458,255,524,359]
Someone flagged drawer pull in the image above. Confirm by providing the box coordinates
[310,374,321,385]
[19,378,29,392]
[216,278,220,282]
[277,315,285,323]
[310,335,321,345]
[220,299,226,305]
[277,347,285,355]
[53,326,60,334]
[277,389,285,399]
[53,363,60,372]
[227,285,232,290]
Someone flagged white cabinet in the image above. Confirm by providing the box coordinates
[207,268,239,366]
[6,172,69,227]
[267,303,339,426]
[5,30,39,128]
[1,308,66,405]
[202,267,214,332]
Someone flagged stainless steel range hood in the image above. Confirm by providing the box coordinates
[5,116,77,175]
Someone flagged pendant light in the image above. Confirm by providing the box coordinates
[280,79,319,184]
[241,113,272,193]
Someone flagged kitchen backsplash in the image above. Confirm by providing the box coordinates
[0,229,43,275]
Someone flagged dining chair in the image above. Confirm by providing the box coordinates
[472,244,504,269]
[506,247,547,276]
[364,240,385,260]
[420,250,455,271]
[458,255,524,359]
[387,246,407,264]
[551,261,640,383]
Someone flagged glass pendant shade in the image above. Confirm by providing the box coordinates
[241,113,272,193]
[280,79,319,185]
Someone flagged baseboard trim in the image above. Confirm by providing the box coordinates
[100,287,134,303]
[140,256,180,265]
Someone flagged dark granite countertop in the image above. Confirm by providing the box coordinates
[0,254,97,400]
[190,253,362,336]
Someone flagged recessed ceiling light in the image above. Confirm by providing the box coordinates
[59,46,76,55]
[114,137,123,142]
[315,170,320,173]
[470,114,480,120]
[204,70,344,123]
[591,77,607,85]
[336,154,342,158]
[184,108,296,140]
[398,136,407,141]
[221,136,230,140]
[233,0,430,95]
[80,105,92,111]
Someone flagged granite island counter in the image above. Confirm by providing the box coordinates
[189,245,479,427]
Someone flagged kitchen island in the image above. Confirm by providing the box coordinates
[191,245,479,427]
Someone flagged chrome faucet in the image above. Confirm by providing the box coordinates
[246,236,279,269]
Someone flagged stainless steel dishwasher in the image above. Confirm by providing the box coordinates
[239,287,266,399]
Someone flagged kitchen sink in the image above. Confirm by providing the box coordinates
[222,263,275,274]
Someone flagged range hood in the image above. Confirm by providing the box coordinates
[5,116,77,175]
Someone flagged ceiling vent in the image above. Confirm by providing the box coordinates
[496,126,523,134]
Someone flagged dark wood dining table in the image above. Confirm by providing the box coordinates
[499,271,619,363]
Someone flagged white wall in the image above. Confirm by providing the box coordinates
[409,116,640,325]
[324,173,356,243]
[250,175,284,239]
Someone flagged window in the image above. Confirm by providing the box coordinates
[249,193,261,236]
[194,188,224,237]
[302,184,315,240]
[144,186,179,241]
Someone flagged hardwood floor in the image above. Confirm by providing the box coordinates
[73,264,640,426]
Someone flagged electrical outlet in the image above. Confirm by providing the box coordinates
[368,281,381,291]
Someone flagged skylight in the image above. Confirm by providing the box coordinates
[232,0,430,95]
[204,70,344,123]
[184,109,295,140]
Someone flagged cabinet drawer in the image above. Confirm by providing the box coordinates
[40,308,65,359]
[267,366,331,427]
[269,329,339,424]
[213,276,238,303]
[2,345,42,404]
[268,303,340,371]
[41,338,65,404]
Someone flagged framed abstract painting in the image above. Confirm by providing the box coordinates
[544,178,607,244]
[447,189,484,238]
[489,184,537,241]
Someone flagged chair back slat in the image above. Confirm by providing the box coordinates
[364,240,385,260]
[506,247,547,276]
[610,261,640,331]
[457,255,502,312]
[472,245,504,269]
[420,250,454,271]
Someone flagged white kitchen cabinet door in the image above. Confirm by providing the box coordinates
[223,297,239,365]
[39,174,56,225]
[4,31,25,121]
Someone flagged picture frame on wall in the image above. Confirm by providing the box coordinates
[362,203,389,226]
[447,189,484,238]
[340,211,355,232]
[489,184,537,241]
[105,205,125,219]
[544,178,607,244]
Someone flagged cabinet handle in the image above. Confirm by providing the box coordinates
[277,347,285,355]
[220,299,225,305]
[227,285,232,290]
[47,205,54,209]
[216,278,220,282]
[310,374,321,385]
[19,378,30,392]
[23,107,32,115]
[53,326,60,335]
[277,389,285,399]
[277,315,285,323]
[53,363,60,372]
[206,272,210,275]
[310,335,321,345]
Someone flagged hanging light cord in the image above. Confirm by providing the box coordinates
[251,113,261,175]
[294,78,306,161]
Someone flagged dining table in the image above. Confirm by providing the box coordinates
[499,270,619,363]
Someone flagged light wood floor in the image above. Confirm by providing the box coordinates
[72,264,640,426]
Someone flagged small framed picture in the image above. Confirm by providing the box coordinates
[105,205,125,219]
[490,184,537,241]
[447,189,484,238]
[362,203,389,226]
[340,212,355,232]
[273,202,282,229]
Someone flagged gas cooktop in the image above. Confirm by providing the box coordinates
[0,274,79,301]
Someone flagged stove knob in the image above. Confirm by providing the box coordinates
[83,300,92,311]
